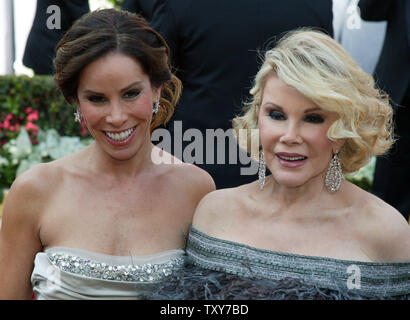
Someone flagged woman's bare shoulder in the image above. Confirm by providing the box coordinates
[3,161,64,217]
[192,183,251,236]
[350,187,410,262]
[154,147,216,195]
[0,160,69,299]
[0,162,60,256]
[9,162,59,198]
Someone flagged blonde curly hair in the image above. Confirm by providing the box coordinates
[233,28,393,174]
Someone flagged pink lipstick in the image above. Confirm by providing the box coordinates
[276,152,308,168]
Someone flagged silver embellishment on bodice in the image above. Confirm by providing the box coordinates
[47,252,184,282]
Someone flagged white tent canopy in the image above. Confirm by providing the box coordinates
[0,0,112,76]
[0,0,36,76]
[0,0,15,75]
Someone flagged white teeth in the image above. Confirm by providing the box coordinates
[106,127,134,141]
[278,155,306,161]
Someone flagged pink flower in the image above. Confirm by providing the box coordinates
[3,114,13,129]
[25,107,33,114]
[25,122,38,134]
[27,110,39,121]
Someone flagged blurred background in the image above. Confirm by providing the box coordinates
[0,0,119,76]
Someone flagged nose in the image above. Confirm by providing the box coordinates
[105,101,127,127]
[279,121,303,145]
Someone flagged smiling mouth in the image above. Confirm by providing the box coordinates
[277,154,307,161]
[104,126,137,142]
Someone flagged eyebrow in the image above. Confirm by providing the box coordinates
[262,102,322,113]
[82,81,144,95]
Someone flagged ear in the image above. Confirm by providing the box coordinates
[153,84,163,103]
[74,101,82,118]
[74,96,81,110]
[333,138,346,154]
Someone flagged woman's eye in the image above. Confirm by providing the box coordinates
[87,95,106,103]
[123,90,140,99]
[304,114,325,124]
[268,110,286,120]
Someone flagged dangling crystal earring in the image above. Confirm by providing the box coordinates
[258,150,266,190]
[325,151,343,192]
[74,110,82,123]
[152,101,160,114]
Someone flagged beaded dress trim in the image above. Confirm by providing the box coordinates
[187,227,410,297]
[46,248,185,283]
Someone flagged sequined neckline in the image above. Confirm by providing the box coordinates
[45,247,185,283]
[45,246,184,264]
[189,226,410,266]
[187,226,410,298]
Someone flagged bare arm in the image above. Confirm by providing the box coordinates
[0,170,44,299]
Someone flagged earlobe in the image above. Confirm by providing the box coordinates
[153,85,163,102]
[333,139,346,154]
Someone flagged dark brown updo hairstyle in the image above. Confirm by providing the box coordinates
[54,8,182,132]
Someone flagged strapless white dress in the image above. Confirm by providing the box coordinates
[31,246,185,300]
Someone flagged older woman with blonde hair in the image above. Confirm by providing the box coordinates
[181,29,410,299]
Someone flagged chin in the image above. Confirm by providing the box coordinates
[109,152,137,162]
[99,144,140,162]
[279,181,307,189]
[272,174,309,189]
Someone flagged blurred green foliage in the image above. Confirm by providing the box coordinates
[107,0,123,9]
[0,75,89,140]
[0,75,91,199]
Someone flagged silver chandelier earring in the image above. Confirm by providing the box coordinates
[325,150,343,192]
[258,150,266,190]
[152,101,160,114]
[74,110,82,123]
